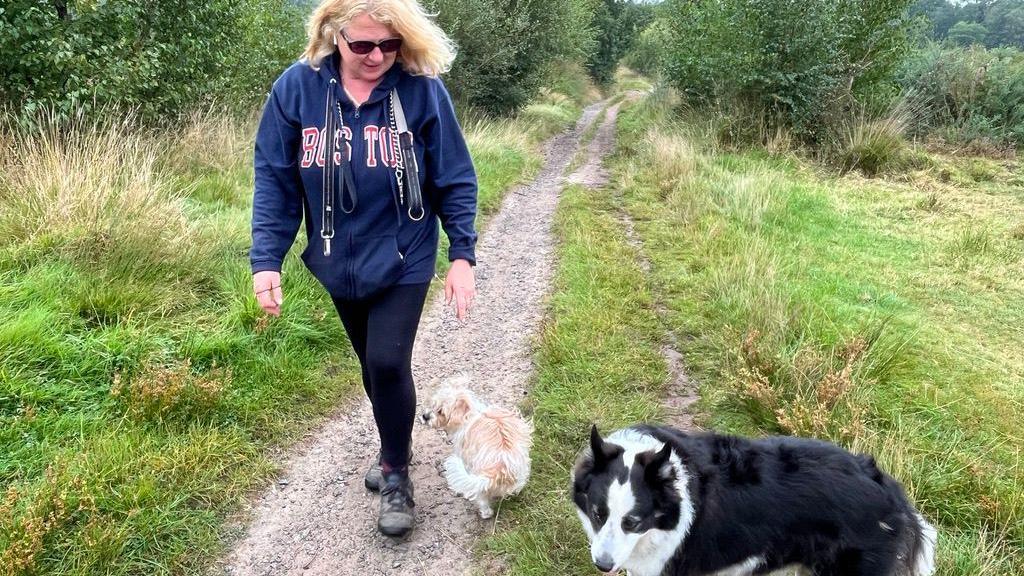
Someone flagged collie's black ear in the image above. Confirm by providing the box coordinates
[590,424,604,460]
[589,424,613,467]
[641,443,675,485]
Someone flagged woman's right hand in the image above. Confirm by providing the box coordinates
[253,270,284,317]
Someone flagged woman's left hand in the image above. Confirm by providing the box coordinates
[445,259,476,320]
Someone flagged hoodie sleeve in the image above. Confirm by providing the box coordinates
[423,78,478,265]
[249,78,304,274]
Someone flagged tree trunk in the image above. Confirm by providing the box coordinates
[52,1,69,21]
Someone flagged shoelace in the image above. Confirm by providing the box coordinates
[380,480,414,507]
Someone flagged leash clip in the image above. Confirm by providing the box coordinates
[321,232,334,256]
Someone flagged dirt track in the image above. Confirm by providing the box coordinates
[219,99,620,576]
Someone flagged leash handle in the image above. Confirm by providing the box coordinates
[399,132,425,221]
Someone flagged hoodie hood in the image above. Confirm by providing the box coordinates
[316,52,403,108]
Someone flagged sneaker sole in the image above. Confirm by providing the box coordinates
[378,521,414,538]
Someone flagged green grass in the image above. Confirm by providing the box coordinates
[481,181,668,574]
[486,85,1023,574]
[0,77,585,574]
[612,93,1024,573]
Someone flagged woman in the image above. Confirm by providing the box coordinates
[249,0,477,538]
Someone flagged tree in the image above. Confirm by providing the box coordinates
[586,0,652,85]
[947,20,990,46]
[910,0,960,38]
[984,2,1024,47]
[425,0,597,113]
[0,0,307,122]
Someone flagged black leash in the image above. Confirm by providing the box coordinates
[389,88,425,221]
[321,78,357,256]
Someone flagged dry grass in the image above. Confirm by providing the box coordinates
[737,329,871,443]
[0,111,194,260]
[0,471,96,576]
[643,128,700,195]
[160,107,254,175]
[464,116,531,158]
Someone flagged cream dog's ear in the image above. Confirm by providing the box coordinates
[433,397,450,427]
[447,394,473,428]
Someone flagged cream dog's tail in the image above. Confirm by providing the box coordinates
[444,454,491,498]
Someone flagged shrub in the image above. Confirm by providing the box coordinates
[898,42,1024,146]
[0,1,306,124]
[425,0,596,114]
[658,0,915,142]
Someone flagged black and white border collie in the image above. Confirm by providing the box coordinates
[571,424,937,576]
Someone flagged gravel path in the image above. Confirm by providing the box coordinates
[219,99,610,576]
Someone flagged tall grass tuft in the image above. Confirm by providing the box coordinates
[644,129,700,196]
[832,101,922,176]
[160,107,254,177]
[0,110,197,264]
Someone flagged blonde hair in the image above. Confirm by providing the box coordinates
[303,0,456,77]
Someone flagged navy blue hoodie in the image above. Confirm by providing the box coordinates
[250,53,478,300]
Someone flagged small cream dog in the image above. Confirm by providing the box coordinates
[422,376,532,518]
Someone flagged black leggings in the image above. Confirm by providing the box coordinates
[331,282,430,472]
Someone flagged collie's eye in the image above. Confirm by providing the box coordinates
[591,505,606,523]
[622,516,641,532]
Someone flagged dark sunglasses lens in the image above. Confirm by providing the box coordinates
[379,39,402,53]
[348,41,376,55]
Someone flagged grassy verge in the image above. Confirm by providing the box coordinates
[0,71,588,574]
[486,82,1022,575]
[566,107,608,177]
[612,89,1023,574]
[481,179,668,574]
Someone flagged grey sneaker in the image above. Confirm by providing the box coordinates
[364,451,384,492]
[378,473,415,537]
[364,446,413,492]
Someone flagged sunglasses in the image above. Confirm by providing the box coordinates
[339,31,403,55]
